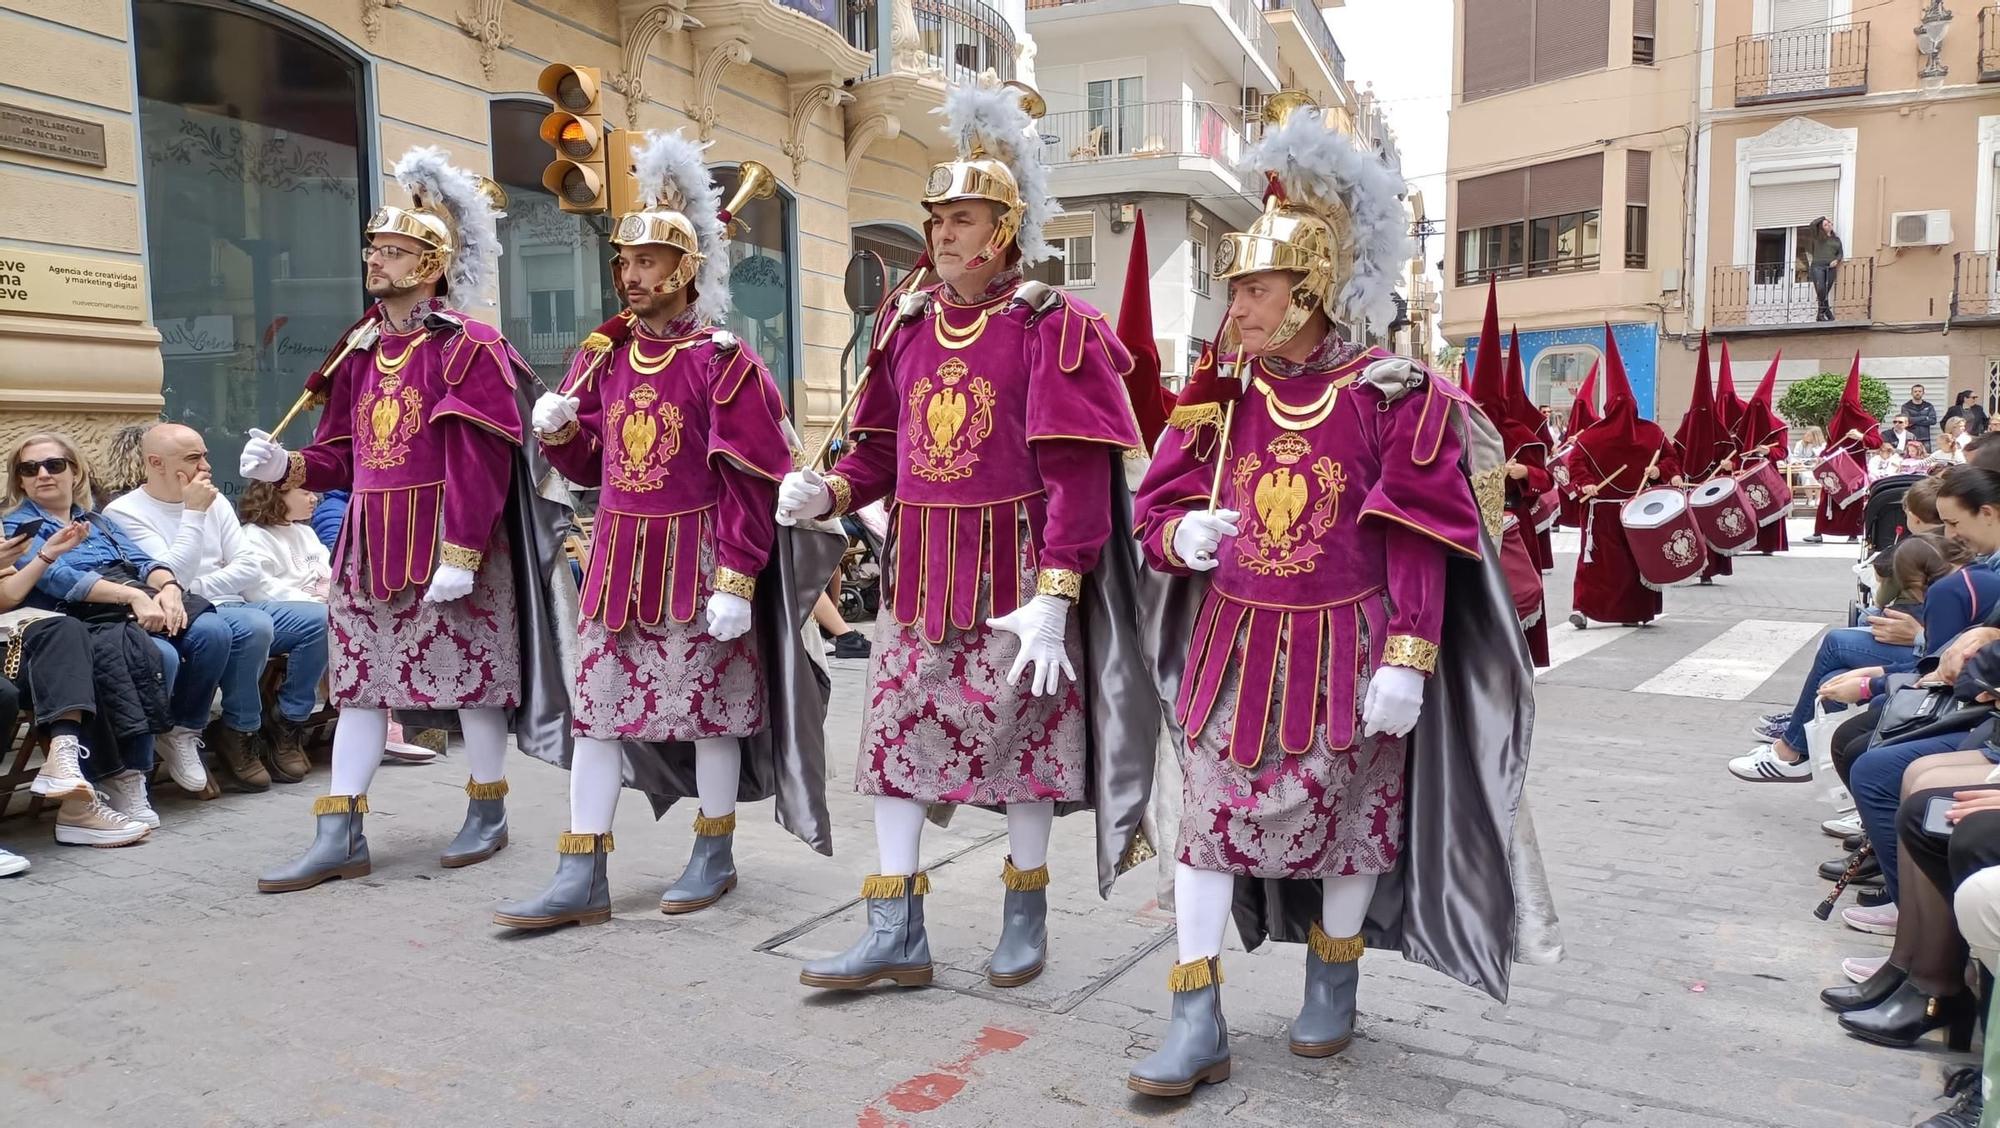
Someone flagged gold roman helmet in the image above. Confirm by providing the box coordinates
[1212,91,1356,352]
[364,177,507,293]
[922,79,1045,267]
[612,206,703,296]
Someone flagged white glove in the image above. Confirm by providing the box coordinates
[240,429,290,483]
[423,563,477,604]
[532,392,581,435]
[1361,665,1426,739]
[704,590,752,641]
[1172,508,1241,572]
[776,469,831,527]
[986,594,1075,697]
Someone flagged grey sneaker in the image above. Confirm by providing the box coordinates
[155,726,209,793]
[99,770,160,829]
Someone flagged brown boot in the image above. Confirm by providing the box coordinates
[261,717,312,784]
[207,723,271,792]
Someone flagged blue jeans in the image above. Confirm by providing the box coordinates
[1852,730,1976,900]
[1783,628,1918,752]
[236,601,328,726]
[166,612,233,732]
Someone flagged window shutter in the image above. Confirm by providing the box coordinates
[1456,167,1529,230]
[1633,0,1655,36]
[1749,169,1837,229]
[1533,0,1610,83]
[1527,153,1604,217]
[1626,150,1651,206]
[1772,0,1829,33]
[1043,212,1095,241]
[1463,0,1534,99]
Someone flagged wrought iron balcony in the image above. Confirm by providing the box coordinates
[1981,6,2000,82]
[1710,258,1875,330]
[1953,252,2000,320]
[1734,22,1869,106]
[1037,99,1244,168]
[851,0,1015,83]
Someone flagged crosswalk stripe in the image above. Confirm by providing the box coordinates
[1538,623,1636,675]
[1631,619,1827,700]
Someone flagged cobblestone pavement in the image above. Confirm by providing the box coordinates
[0,536,1966,1126]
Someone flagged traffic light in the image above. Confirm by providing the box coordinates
[538,63,607,213]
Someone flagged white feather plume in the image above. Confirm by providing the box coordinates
[390,146,502,304]
[933,82,1056,265]
[1242,109,1412,334]
[629,129,731,325]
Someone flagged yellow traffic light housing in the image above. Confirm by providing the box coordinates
[537,63,607,214]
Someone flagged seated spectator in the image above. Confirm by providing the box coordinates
[310,489,348,553]
[1792,425,1826,464]
[3,433,207,840]
[104,424,328,793]
[94,421,154,507]
[235,480,332,782]
[1942,416,1971,463]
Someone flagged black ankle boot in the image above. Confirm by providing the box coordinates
[1838,981,1977,1050]
[1821,961,1906,1012]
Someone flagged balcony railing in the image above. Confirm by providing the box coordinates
[1710,258,1875,329]
[1027,0,1277,76]
[1954,252,2000,320]
[1981,6,2000,82]
[1734,22,1870,106]
[1258,0,1343,86]
[503,318,587,370]
[1036,99,1243,169]
[851,0,1015,82]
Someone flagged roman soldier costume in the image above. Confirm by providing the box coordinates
[1736,349,1791,555]
[1566,328,1681,627]
[242,147,560,891]
[1671,333,1739,583]
[497,135,839,929]
[1127,95,1561,1097]
[775,78,1158,993]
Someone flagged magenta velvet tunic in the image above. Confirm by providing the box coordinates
[1134,347,1483,768]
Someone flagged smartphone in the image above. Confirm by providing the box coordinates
[1924,794,1957,837]
[3,518,46,543]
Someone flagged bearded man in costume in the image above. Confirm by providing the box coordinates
[1127,97,1561,1097]
[775,79,1158,992]
[495,135,838,928]
[241,148,557,890]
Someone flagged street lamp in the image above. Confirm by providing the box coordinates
[1916,0,1953,90]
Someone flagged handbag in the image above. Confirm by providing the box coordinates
[1870,672,1990,749]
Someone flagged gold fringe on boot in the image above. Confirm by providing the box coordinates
[557,832,613,854]
[859,872,932,899]
[692,810,737,837]
[311,794,367,816]
[1167,957,1223,992]
[1307,921,1366,964]
[1002,858,1051,891]
[464,778,510,800]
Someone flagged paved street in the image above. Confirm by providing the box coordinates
[0,523,1965,1127]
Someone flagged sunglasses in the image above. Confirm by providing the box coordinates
[15,457,71,478]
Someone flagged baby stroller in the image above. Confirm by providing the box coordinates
[1848,473,1925,627]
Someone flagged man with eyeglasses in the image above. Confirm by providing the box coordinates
[240,147,558,893]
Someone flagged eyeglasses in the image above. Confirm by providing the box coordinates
[361,245,416,264]
[15,457,71,478]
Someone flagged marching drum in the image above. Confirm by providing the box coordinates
[1527,488,1561,533]
[1736,460,1793,526]
[1815,449,1869,508]
[1620,487,1705,588]
[1689,476,1757,553]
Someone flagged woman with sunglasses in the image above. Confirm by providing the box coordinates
[4,433,220,833]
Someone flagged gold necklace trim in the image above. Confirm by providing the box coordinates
[933,304,995,351]
[628,337,700,375]
[374,334,421,375]
[1254,373,1341,432]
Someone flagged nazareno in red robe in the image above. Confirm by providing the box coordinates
[1568,327,1680,625]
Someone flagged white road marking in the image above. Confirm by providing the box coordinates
[1538,623,1636,676]
[1631,619,1826,700]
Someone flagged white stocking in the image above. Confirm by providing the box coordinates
[1321,873,1377,938]
[1174,863,1236,964]
[458,707,509,785]
[329,707,388,796]
[693,737,740,819]
[874,795,927,876]
[1005,800,1055,870]
[568,737,624,835]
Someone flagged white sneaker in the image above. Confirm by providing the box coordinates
[1822,812,1864,838]
[1728,745,1813,783]
[0,846,27,877]
[156,726,209,792]
[29,734,92,801]
[54,794,149,847]
[99,770,160,829]
[1841,903,1898,935]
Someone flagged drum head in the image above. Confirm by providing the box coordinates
[1691,478,1738,505]
[1623,487,1687,528]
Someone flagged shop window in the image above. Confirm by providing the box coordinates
[716,165,799,407]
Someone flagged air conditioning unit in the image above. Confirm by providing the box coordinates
[1890,210,1953,248]
[1659,267,1682,292]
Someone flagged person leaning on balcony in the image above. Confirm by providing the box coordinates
[1809,217,1844,322]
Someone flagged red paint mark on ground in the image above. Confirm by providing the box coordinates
[857,1025,1031,1126]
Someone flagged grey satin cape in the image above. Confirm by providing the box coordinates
[1141,371,1565,1003]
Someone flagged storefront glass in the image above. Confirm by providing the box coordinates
[714,166,798,408]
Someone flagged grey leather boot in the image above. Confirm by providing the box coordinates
[661,811,738,914]
[494,832,613,930]
[258,794,370,893]
[1290,924,1362,1057]
[441,779,509,868]
[989,857,1049,986]
[798,873,934,990]
[1127,958,1232,1097]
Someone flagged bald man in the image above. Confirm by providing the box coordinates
[105,424,330,795]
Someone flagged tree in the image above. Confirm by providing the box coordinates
[1776,371,1893,431]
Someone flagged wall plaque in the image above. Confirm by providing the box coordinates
[0,102,108,168]
[0,249,146,321]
